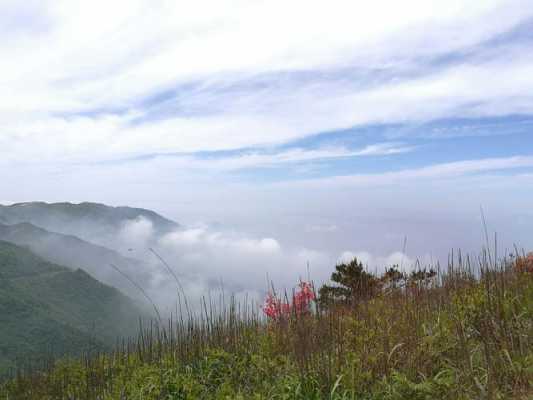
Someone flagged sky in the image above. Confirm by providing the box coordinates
[1,0,533,287]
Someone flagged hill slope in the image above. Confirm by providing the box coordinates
[0,241,142,374]
[0,222,152,299]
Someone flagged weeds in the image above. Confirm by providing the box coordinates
[1,252,532,399]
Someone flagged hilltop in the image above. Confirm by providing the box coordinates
[0,202,179,245]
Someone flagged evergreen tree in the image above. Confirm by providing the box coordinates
[318,257,379,306]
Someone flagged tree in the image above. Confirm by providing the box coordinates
[408,268,436,287]
[381,266,406,291]
[318,257,379,306]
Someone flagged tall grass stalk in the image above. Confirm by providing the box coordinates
[1,250,532,399]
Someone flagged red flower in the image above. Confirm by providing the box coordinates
[262,281,315,320]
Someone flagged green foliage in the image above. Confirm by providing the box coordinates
[1,255,532,399]
[318,257,380,305]
[0,241,141,375]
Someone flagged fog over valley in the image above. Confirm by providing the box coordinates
[0,197,530,315]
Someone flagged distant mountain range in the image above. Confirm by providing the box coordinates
[0,202,179,246]
[0,201,182,375]
[0,241,141,374]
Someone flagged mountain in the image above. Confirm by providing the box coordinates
[0,222,152,299]
[0,202,179,247]
[0,241,142,375]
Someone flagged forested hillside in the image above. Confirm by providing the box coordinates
[0,241,142,375]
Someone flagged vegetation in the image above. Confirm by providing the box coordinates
[0,221,149,299]
[318,258,380,305]
[1,250,531,399]
[0,241,141,375]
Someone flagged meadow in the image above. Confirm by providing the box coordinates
[1,251,532,400]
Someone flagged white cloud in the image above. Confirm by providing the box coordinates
[1,0,533,163]
[3,0,522,100]
[283,155,533,188]
[338,250,414,272]
[112,221,421,312]
[96,215,428,313]
[117,216,155,250]
[109,223,333,311]
[140,143,414,171]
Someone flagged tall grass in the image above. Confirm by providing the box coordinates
[1,251,532,399]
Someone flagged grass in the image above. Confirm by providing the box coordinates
[1,251,532,399]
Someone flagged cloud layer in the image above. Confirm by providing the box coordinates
[113,217,412,312]
[2,0,533,163]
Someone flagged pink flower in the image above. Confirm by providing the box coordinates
[293,282,315,316]
[261,293,290,320]
[262,281,315,320]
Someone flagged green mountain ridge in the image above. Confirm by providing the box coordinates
[0,221,150,299]
[0,202,179,242]
[0,241,142,375]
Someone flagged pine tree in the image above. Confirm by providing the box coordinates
[318,257,379,306]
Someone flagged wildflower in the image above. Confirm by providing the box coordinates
[292,281,315,316]
[262,293,289,320]
[262,281,315,320]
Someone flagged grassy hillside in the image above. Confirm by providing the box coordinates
[1,253,531,399]
[0,241,142,375]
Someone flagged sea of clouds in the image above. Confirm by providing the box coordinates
[114,216,412,314]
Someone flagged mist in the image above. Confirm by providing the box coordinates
[0,202,419,314]
[3,156,533,315]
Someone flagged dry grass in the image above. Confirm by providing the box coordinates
[1,251,532,399]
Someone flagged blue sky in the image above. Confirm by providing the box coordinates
[1,0,533,281]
